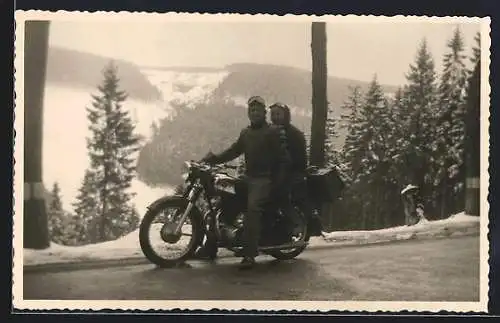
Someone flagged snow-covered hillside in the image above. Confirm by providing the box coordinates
[141,69,228,109]
[42,69,228,215]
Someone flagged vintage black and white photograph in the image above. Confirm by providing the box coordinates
[13,11,490,312]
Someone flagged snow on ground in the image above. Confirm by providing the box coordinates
[23,212,480,266]
[320,212,480,245]
[23,223,193,266]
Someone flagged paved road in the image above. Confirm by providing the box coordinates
[23,236,479,301]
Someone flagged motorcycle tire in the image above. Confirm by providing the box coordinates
[266,244,307,260]
[139,196,204,268]
[266,210,308,260]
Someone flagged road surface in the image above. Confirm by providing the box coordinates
[23,236,479,301]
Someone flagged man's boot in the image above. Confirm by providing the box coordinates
[193,240,218,261]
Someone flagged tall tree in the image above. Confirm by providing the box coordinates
[470,32,481,67]
[47,182,65,244]
[338,85,365,182]
[464,58,481,216]
[433,27,469,217]
[339,76,399,229]
[73,62,142,243]
[310,21,328,167]
[73,170,100,243]
[400,38,439,208]
[310,21,331,228]
[325,103,340,164]
[464,31,481,216]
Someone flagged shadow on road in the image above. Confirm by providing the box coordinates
[139,257,311,276]
[132,257,349,300]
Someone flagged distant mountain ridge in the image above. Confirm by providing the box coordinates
[45,48,399,113]
[217,63,399,119]
[46,47,163,102]
[141,66,226,73]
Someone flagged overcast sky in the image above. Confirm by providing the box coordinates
[48,20,480,86]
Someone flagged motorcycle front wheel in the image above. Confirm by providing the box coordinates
[139,196,204,268]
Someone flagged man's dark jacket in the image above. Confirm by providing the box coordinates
[283,124,308,175]
[210,123,290,179]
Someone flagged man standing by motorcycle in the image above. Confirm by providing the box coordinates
[269,102,324,238]
[200,96,290,269]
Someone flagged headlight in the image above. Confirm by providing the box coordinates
[181,172,189,181]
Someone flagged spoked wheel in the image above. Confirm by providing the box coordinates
[266,208,308,260]
[139,197,203,268]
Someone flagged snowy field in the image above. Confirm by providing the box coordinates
[23,212,479,266]
[41,69,227,215]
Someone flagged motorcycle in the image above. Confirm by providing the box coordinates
[139,160,344,268]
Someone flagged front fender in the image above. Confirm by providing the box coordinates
[146,195,187,211]
[141,194,206,254]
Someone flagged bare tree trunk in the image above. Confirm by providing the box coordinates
[24,20,51,249]
[310,22,332,229]
[310,21,328,167]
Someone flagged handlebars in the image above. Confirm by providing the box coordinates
[185,160,239,172]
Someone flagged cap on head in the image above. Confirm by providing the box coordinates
[269,102,288,111]
[247,96,266,107]
[269,102,291,124]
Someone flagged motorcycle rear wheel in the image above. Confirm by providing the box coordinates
[266,209,308,260]
[139,197,203,268]
[266,243,307,260]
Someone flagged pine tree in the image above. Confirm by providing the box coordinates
[339,76,399,229]
[73,62,142,243]
[73,170,100,243]
[325,103,340,164]
[464,57,481,216]
[433,27,469,217]
[47,182,65,244]
[338,86,365,182]
[470,32,481,67]
[388,87,409,183]
[400,38,439,212]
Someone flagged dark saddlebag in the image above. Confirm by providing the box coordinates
[305,165,345,205]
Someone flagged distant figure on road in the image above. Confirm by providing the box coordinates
[416,203,427,223]
[401,184,426,226]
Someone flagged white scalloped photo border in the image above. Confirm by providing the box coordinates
[12,10,492,313]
